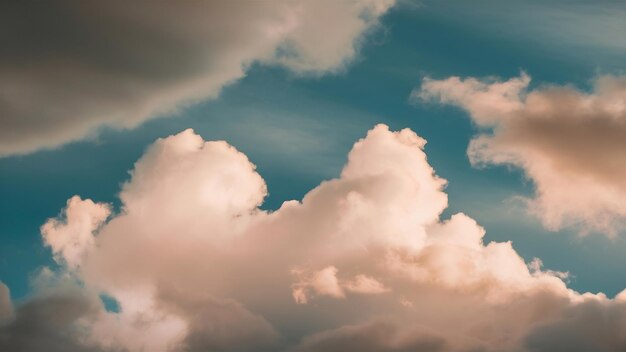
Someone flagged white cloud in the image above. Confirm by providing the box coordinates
[5,124,626,351]
[417,73,626,235]
[0,0,394,156]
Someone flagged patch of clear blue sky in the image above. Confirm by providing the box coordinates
[2,0,626,300]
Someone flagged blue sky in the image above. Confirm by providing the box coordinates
[3,0,625,299]
[2,1,626,351]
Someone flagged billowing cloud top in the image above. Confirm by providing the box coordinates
[417,73,626,235]
[2,125,626,351]
[0,0,394,156]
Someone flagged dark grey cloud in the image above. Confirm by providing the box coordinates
[293,321,447,352]
[157,288,279,352]
[0,0,394,156]
[0,281,104,352]
[524,297,626,352]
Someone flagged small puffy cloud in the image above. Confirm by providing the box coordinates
[417,73,626,235]
[344,275,390,295]
[41,197,110,268]
[291,267,389,304]
[416,72,531,125]
[0,0,394,156]
[16,124,626,351]
[292,266,345,304]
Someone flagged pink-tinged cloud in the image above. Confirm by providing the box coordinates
[41,197,111,269]
[3,125,626,351]
[417,74,626,235]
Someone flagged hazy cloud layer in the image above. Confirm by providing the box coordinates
[0,125,624,351]
[417,74,626,235]
[0,0,393,156]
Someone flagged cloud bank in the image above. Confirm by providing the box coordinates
[417,73,626,235]
[0,0,393,156]
[2,125,626,351]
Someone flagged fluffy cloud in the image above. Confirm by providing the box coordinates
[291,266,390,304]
[417,73,626,235]
[4,124,626,351]
[0,0,394,156]
[41,197,111,268]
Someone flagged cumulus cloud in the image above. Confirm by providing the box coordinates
[0,0,394,156]
[41,197,111,268]
[417,73,626,235]
[5,124,626,351]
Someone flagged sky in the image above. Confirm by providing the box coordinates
[2,1,626,351]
